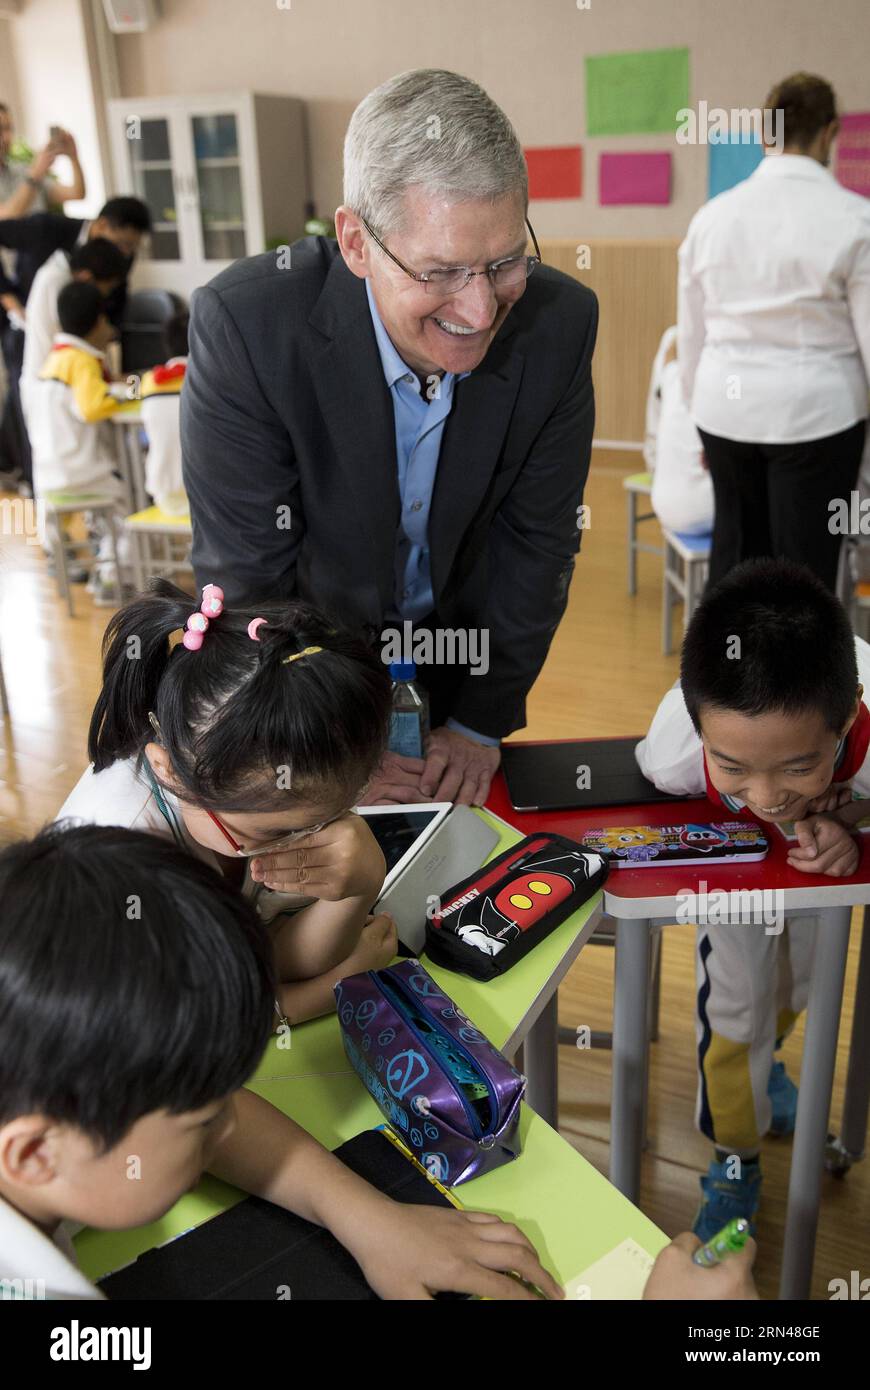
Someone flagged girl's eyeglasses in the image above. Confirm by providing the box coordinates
[204,809,346,858]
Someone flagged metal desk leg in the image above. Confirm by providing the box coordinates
[779,906,851,1300]
[524,993,558,1127]
[838,906,870,1163]
[129,424,148,512]
[611,916,652,1201]
[627,490,637,596]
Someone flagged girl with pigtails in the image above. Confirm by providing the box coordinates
[57,578,398,1025]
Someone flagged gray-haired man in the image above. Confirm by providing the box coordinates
[182,69,598,806]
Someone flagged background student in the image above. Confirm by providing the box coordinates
[140,310,189,514]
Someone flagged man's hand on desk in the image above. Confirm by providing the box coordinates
[787,814,860,877]
[357,728,501,806]
[421,726,501,806]
[356,749,431,805]
[643,1232,759,1300]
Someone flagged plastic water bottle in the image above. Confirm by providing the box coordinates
[388,662,430,759]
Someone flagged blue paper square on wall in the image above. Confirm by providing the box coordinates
[708,137,764,199]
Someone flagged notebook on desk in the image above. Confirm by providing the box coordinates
[97,1129,464,1301]
[501,738,691,812]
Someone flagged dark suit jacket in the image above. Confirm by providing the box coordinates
[181,237,598,739]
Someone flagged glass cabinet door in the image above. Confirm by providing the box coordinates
[127,118,180,261]
[190,113,246,260]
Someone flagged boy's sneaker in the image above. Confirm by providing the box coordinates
[693,1157,762,1243]
[768,1059,799,1136]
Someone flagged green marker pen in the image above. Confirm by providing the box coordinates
[693,1217,750,1267]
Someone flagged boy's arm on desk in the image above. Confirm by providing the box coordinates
[207,1087,563,1300]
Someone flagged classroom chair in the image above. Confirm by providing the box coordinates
[623,471,663,596]
[123,504,192,592]
[661,527,712,655]
[43,489,122,619]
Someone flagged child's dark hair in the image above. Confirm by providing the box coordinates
[58,280,105,339]
[163,309,189,360]
[97,195,152,234]
[681,558,858,735]
[88,578,391,810]
[0,823,275,1151]
[70,237,128,284]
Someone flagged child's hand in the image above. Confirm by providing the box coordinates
[356,1203,564,1300]
[341,912,398,974]
[804,783,854,814]
[251,813,386,901]
[643,1232,759,1300]
[787,814,859,877]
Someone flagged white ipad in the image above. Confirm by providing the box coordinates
[356,804,501,952]
[357,803,453,890]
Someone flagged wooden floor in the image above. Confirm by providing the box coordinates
[1,450,867,1299]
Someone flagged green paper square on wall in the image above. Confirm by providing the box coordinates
[586,47,690,136]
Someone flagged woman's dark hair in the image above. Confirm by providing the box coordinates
[681,558,858,735]
[0,823,275,1151]
[764,72,837,150]
[88,578,391,811]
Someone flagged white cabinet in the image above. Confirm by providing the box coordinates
[107,92,309,298]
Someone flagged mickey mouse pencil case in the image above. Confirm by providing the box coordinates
[424,832,608,981]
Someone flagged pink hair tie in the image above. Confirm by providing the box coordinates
[182,583,225,650]
[248,617,267,641]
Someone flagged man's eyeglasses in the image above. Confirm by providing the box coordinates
[362,216,542,296]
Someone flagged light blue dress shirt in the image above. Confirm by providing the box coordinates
[364,279,498,747]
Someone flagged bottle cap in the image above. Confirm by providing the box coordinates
[389,661,417,681]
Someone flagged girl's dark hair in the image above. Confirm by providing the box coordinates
[681,558,858,735]
[764,72,837,150]
[88,578,391,811]
[0,824,275,1151]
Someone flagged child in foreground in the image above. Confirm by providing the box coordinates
[0,824,562,1300]
[0,823,756,1301]
[57,578,398,1026]
[636,557,870,1239]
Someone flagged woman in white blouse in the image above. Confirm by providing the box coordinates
[678,73,870,591]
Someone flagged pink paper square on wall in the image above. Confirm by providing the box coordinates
[525,146,583,200]
[599,151,671,205]
[835,112,870,197]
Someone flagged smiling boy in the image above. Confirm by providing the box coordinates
[636,557,870,1238]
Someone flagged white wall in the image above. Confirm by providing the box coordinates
[6,0,106,218]
[110,0,870,239]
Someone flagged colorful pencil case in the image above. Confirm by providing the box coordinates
[580,821,768,868]
[423,832,608,981]
[335,959,525,1186]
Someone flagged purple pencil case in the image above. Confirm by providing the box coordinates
[335,959,525,1186]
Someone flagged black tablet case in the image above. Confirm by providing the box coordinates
[98,1129,457,1301]
[501,738,691,811]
